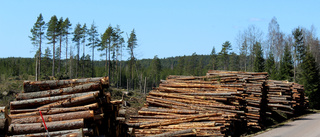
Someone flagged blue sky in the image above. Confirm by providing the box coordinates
[0,1,319,60]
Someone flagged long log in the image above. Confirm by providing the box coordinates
[17,82,102,100]
[9,119,84,135]
[38,92,99,109]
[9,103,98,117]
[146,128,196,137]
[10,91,99,110]
[23,77,108,92]
[11,110,94,124]
[11,128,91,137]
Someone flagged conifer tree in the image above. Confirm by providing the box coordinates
[253,42,264,72]
[47,15,58,77]
[72,23,82,78]
[87,22,100,77]
[29,13,45,81]
[279,44,294,81]
[301,51,320,109]
[61,18,72,77]
[265,51,277,79]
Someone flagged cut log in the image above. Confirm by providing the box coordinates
[11,110,94,124]
[17,82,102,100]
[11,128,91,137]
[23,77,108,92]
[10,91,99,109]
[146,128,196,137]
[9,119,84,135]
[38,92,99,109]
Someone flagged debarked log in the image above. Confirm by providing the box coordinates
[9,119,84,135]
[11,110,94,124]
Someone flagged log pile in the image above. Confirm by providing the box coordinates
[7,77,129,137]
[128,74,248,136]
[266,80,307,115]
[207,70,268,130]
[128,70,308,137]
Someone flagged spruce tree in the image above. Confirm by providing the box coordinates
[279,44,294,81]
[253,42,264,72]
[265,51,277,79]
[301,51,320,109]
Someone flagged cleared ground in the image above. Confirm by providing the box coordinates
[255,113,320,137]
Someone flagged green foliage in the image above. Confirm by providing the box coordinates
[219,41,232,70]
[278,44,294,81]
[253,42,264,72]
[265,51,277,80]
[301,52,320,109]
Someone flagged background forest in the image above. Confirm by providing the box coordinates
[1,14,320,108]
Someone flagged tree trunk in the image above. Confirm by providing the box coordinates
[11,110,94,124]
[10,91,99,110]
[17,82,102,100]
[52,41,55,77]
[38,92,99,109]
[23,77,108,92]
[9,119,84,135]
[9,103,98,118]
[147,128,196,137]
[11,128,91,137]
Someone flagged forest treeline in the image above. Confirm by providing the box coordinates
[2,15,320,108]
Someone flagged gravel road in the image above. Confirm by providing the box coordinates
[255,113,320,137]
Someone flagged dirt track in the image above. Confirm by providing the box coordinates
[255,113,320,137]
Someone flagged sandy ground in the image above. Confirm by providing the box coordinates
[255,113,320,137]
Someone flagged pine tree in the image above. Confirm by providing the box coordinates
[57,17,64,75]
[29,13,46,81]
[301,51,320,109]
[61,18,72,77]
[127,29,138,89]
[87,22,100,77]
[99,25,113,77]
[47,15,59,77]
[279,44,294,81]
[253,42,264,72]
[72,23,82,78]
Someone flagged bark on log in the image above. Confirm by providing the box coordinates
[38,92,99,109]
[11,110,94,124]
[10,91,99,110]
[23,77,108,92]
[146,128,196,137]
[9,119,84,135]
[9,103,98,117]
[17,82,102,100]
[11,128,91,137]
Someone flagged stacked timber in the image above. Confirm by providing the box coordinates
[266,80,307,115]
[207,70,268,130]
[128,74,247,136]
[7,77,129,137]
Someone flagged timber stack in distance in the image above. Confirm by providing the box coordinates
[127,70,308,137]
[7,77,130,137]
